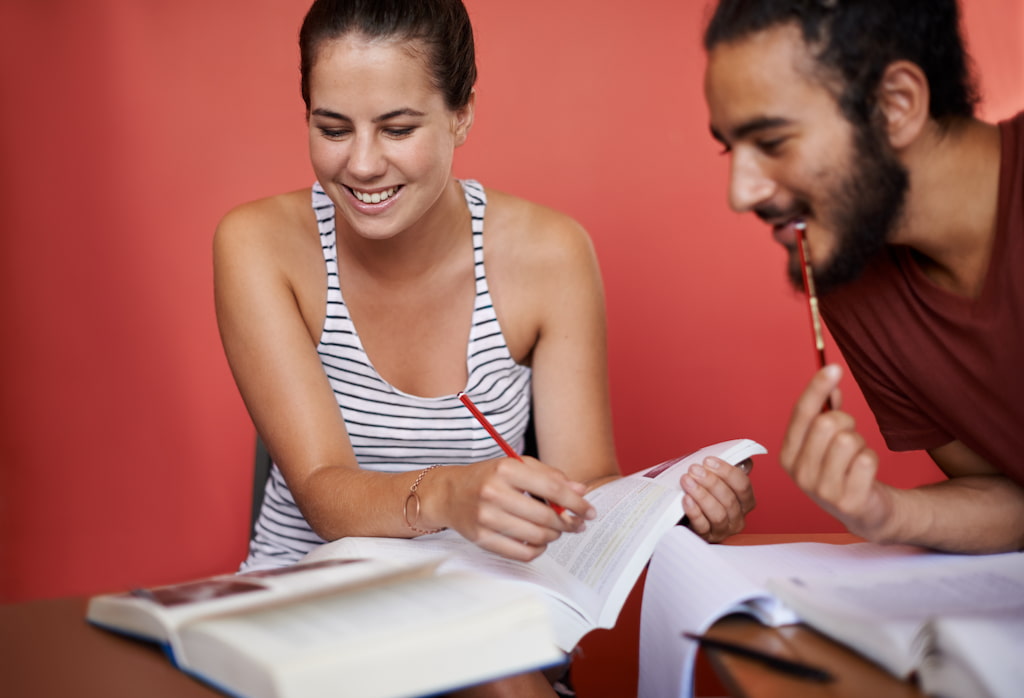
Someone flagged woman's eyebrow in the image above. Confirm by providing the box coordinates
[309,107,426,122]
[310,107,348,121]
[373,108,426,122]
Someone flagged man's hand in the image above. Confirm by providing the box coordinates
[779,365,896,540]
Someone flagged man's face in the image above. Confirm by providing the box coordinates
[704,23,907,293]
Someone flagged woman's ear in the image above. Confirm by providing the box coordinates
[453,90,476,147]
[876,60,930,150]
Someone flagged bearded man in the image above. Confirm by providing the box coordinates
[703,0,1024,552]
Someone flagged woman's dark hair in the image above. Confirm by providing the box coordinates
[703,0,979,129]
[299,0,476,113]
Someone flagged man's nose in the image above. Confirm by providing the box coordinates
[728,151,776,213]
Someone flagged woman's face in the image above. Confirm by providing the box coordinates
[307,35,474,241]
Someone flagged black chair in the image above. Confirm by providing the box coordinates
[250,436,272,539]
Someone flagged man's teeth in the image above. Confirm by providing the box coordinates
[352,187,397,204]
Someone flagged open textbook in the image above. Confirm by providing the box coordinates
[639,526,1024,698]
[303,438,767,653]
[87,556,564,698]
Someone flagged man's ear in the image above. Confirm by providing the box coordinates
[876,60,930,150]
[453,90,476,147]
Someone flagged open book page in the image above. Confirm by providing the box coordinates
[300,478,687,652]
[543,474,681,625]
[638,529,950,698]
[918,609,1024,698]
[86,557,437,645]
[639,526,787,698]
[713,539,932,583]
[302,531,598,651]
[300,441,769,655]
[636,439,767,481]
[766,551,1024,679]
[174,573,563,698]
[538,439,766,630]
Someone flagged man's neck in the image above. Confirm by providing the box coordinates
[892,117,1002,298]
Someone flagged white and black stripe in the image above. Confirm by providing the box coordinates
[242,180,532,570]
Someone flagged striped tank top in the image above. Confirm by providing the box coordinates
[242,179,533,570]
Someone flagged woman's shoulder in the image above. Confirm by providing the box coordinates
[480,185,592,255]
[216,188,314,241]
[478,185,601,298]
[213,187,323,282]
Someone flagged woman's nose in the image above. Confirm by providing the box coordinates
[347,133,387,180]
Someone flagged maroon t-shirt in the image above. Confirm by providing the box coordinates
[821,112,1024,485]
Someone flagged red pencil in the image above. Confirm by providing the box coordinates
[795,222,834,411]
[457,392,566,515]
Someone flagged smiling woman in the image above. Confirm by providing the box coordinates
[214,3,616,696]
[212,1,758,695]
[217,0,614,573]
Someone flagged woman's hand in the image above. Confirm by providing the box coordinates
[679,456,756,542]
[433,456,595,561]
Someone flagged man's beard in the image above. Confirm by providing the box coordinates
[787,122,910,295]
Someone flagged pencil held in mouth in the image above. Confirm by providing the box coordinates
[795,222,827,367]
[794,222,834,411]
[456,392,567,515]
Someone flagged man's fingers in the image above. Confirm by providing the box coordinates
[791,409,857,489]
[815,428,868,502]
[834,448,879,516]
[781,364,844,468]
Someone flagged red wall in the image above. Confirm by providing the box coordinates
[1,1,1021,604]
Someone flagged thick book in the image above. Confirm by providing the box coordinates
[86,556,564,698]
[765,555,1024,698]
[639,526,1024,698]
[302,438,768,653]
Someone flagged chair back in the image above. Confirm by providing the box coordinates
[251,436,271,538]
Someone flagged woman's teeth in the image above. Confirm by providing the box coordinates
[352,187,397,204]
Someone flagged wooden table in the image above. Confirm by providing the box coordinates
[0,596,218,698]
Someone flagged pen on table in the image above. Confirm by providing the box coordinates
[794,222,835,411]
[456,391,566,515]
[683,631,834,683]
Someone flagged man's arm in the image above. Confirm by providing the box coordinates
[914,440,1024,553]
[780,365,1024,553]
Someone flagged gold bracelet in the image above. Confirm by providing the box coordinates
[404,465,446,535]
